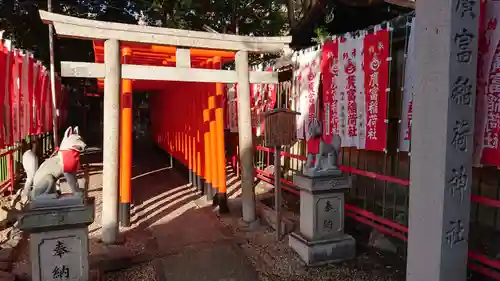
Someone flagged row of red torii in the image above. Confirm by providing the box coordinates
[38,10,291,245]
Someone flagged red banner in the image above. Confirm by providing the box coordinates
[10,50,20,143]
[3,42,12,146]
[476,0,500,166]
[27,55,35,135]
[320,32,388,151]
[36,65,46,134]
[321,38,340,143]
[20,53,29,139]
[0,42,7,147]
[363,29,389,151]
[0,41,64,146]
[41,68,49,134]
[48,78,54,132]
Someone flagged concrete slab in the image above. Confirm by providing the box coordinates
[149,206,258,281]
[160,242,259,281]
[150,208,232,256]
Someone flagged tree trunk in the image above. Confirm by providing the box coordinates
[287,0,295,28]
[161,1,174,27]
[302,0,311,11]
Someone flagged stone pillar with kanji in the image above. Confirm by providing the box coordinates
[289,135,355,266]
[406,0,479,279]
[17,195,94,281]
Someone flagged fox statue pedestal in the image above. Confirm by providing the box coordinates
[289,173,356,266]
[17,195,95,281]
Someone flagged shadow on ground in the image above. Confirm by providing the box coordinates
[10,141,445,281]
[11,142,259,281]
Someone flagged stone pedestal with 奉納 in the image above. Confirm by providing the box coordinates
[289,173,355,266]
[17,194,95,281]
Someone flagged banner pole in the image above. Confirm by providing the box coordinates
[48,0,60,147]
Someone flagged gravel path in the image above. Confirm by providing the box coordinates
[218,202,406,281]
[104,261,158,281]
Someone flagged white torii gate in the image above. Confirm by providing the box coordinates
[39,10,292,244]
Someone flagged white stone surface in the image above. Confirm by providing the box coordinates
[407,0,479,280]
[300,191,344,241]
[101,39,121,245]
[236,50,257,224]
[39,11,291,52]
[30,228,89,281]
[288,232,355,266]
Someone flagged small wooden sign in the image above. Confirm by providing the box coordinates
[263,108,300,147]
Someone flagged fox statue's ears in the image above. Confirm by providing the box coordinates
[64,127,73,139]
[63,126,80,140]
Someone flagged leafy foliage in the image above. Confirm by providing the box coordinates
[0,0,291,64]
[0,0,293,96]
[312,26,331,44]
[134,0,289,35]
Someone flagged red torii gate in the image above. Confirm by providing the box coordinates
[91,41,237,226]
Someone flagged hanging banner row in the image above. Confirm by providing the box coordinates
[0,39,68,148]
[224,0,500,163]
[225,27,390,152]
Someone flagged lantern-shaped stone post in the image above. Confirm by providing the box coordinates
[289,131,355,266]
[263,108,301,240]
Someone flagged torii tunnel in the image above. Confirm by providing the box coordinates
[92,42,237,226]
[39,9,291,244]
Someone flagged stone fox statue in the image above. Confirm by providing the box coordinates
[304,118,342,176]
[24,126,87,199]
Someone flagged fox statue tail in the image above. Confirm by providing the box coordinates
[19,149,39,200]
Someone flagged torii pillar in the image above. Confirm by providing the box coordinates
[119,47,133,227]
[406,0,479,280]
[236,50,256,224]
[102,39,121,244]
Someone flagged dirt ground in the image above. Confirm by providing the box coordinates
[217,201,406,281]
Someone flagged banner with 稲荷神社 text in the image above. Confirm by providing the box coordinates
[321,29,389,151]
[293,49,322,141]
[363,29,389,151]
